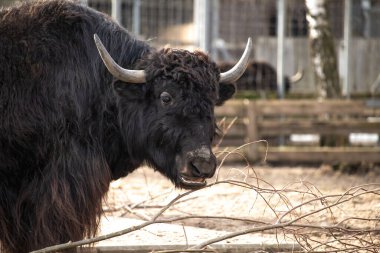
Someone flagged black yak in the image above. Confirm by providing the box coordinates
[218,61,303,96]
[0,0,251,252]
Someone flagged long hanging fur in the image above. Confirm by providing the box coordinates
[0,1,150,252]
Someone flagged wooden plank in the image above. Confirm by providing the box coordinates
[216,138,247,147]
[214,99,380,164]
[216,118,247,136]
[215,118,247,147]
[260,147,380,163]
[214,99,247,117]
[79,248,97,253]
[246,100,259,161]
[254,100,380,116]
[87,243,304,253]
[81,217,302,253]
[258,120,380,136]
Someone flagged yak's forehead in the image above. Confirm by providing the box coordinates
[143,48,221,99]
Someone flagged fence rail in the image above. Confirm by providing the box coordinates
[215,99,380,164]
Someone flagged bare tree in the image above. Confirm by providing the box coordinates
[306,0,341,99]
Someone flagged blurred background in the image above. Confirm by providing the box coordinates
[2,0,379,97]
[87,0,379,97]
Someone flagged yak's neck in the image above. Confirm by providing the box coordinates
[101,100,145,180]
[94,21,154,179]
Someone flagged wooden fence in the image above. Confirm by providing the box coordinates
[214,99,380,164]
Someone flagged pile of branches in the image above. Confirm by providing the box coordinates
[31,148,380,253]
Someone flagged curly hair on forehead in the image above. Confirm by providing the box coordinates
[140,48,220,91]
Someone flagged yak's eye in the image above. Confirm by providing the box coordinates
[160,92,173,105]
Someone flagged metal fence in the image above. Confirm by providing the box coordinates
[87,0,194,47]
[2,0,380,96]
[84,0,380,97]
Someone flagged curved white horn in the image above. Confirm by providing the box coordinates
[289,69,304,84]
[94,34,146,83]
[220,38,252,83]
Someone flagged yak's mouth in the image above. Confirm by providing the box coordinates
[179,174,207,189]
[175,148,216,190]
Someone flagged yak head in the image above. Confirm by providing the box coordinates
[94,35,252,189]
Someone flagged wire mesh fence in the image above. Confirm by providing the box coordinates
[83,0,380,96]
[1,0,379,95]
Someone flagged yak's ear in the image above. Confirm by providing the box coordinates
[216,83,236,106]
[113,81,145,100]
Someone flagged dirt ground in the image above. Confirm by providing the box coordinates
[103,164,380,250]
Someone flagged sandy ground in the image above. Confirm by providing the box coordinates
[102,164,380,251]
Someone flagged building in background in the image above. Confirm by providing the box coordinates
[2,0,380,95]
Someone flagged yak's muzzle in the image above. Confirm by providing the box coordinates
[179,146,217,189]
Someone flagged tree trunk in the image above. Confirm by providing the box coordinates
[306,0,341,99]
[306,0,347,148]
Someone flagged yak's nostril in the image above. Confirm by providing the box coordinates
[189,160,204,178]
[189,155,217,178]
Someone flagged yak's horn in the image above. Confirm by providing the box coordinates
[220,38,252,83]
[289,69,304,84]
[94,34,146,83]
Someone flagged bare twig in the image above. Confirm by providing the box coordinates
[31,179,380,253]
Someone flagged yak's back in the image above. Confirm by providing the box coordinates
[0,0,107,84]
[0,1,120,165]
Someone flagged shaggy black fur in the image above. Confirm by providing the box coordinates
[0,1,235,252]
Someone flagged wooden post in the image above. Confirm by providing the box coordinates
[246,100,259,162]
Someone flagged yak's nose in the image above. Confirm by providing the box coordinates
[187,146,217,178]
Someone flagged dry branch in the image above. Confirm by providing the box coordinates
[30,139,380,253]
[31,179,380,252]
